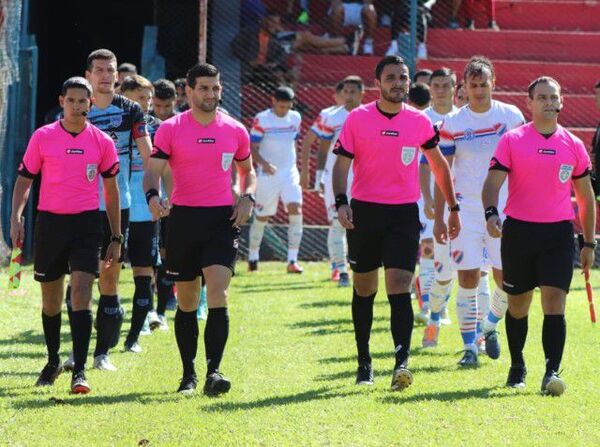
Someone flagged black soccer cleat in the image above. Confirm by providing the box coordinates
[541,370,566,396]
[458,349,479,367]
[355,363,374,386]
[506,365,527,388]
[35,363,63,387]
[484,330,501,360]
[203,371,231,396]
[248,260,258,272]
[71,371,91,394]
[177,374,198,395]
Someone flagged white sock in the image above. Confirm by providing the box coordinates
[483,288,508,333]
[248,219,266,261]
[328,218,347,273]
[477,275,490,335]
[456,286,478,352]
[287,214,303,263]
[428,280,452,326]
[419,258,435,311]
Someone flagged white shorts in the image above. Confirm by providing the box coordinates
[450,209,502,271]
[324,169,353,222]
[255,168,303,217]
[418,197,434,241]
[331,3,363,26]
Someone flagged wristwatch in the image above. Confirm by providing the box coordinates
[111,234,125,245]
[240,193,256,204]
[448,204,460,212]
[582,241,597,249]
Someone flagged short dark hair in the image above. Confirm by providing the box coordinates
[273,86,295,102]
[430,67,456,86]
[61,76,93,97]
[464,55,495,81]
[408,82,431,108]
[174,78,187,90]
[413,69,432,82]
[119,74,153,93]
[375,56,406,80]
[342,75,364,91]
[117,62,137,74]
[186,63,220,88]
[86,48,117,71]
[335,81,345,93]
[528,76,561,99]
[153,79,176,100]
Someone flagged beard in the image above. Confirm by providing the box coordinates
[381,88,405,103]
[197,100,218,112]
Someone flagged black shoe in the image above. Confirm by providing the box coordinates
[506,365,527,388]
[71,371,91,394]
[541,370,566,396]
[177,374,198,395]
[355,363,373,386]
[484,330,501,360]
[203,371,231,396]
[248,260,258,272]
[35,363,63,386]
[458,349,479,367]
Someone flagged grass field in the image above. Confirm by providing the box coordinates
[0,262,599,446]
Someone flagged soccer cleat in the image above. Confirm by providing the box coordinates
[355,363,373,386]
[466,19,475,30]
[476,334,486,355]
[457,349,478,367]
[484,330,501,360]
[541,371,566,396]
[93,354,117,371]
[62,354,75,372]
[148,310,161,331]
[157,314,169,331]
[414,309,429,325]
[140,315,152,336]
[331,267,340,282]
[440,307,452,325]
[35,363,63,386]
[124,340,143,353]
[287,261,303,274]
[177,374,198,395]
[390,365,413,392]
[506,365,527,388]
[488,20,500,31]
[422,324,440,348]
[248,260,258,272]
[203,371,232,396]
[71,371,91,394]
[338,272,351,288]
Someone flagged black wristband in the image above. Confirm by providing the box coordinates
[583,242,597,249]
[240,193,256,204]
[145,188,159,204]
[335,194,349,211]
[448,204,460,212]
[485,206,499,221]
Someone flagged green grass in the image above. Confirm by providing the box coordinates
[0,263,599,446]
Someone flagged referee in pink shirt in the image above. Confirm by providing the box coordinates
[10,77,121,394]
[332,56,461,391]
[483,77,596,396]
[144,63,256,396]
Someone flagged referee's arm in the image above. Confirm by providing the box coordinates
[10,175,34,246]
[144,157,169,220]
[482,169,507,238]
[573,174,597,272]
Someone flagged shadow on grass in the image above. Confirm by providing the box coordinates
[12,391,176,409]
[315,364,448,382]
[320,349,449,364]
[234,284,318,294]
[307,326,388,336]
[288,316,387,329]
[298,300,387,309]
[380,386,522,404]
[201,386,360,412]
[0,329,75,347]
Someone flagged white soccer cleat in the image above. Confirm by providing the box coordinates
[157,314,169,331]
[148,310,161,331]
[422,323,440,348]
[93,354,117,371]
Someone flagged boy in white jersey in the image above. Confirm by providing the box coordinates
[434,56,524,366]
[248,87,304,273]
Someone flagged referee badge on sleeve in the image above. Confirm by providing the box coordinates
[558,164,573,183]
[401,146,417,166]
[86,163,98,182]
[221,153,234,171]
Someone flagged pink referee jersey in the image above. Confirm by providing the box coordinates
[490,123,592,223]
[333,101,438,204]
[152,110,251,207]
[18,121,119,214]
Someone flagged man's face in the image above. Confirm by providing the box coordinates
[176,86,187,108]
[430,75,455,108]
[465,70,494,109]
[527,81,562,120]
[86,58,118,94]
[59,87,92,120]
[152,97,176,120]
[455,85,468,107]
[272,99,293,117]
[342,83,363,109]
[414,74,431,85]
[187,76,221,113]
[123,87,153,113]
[595,87,600,110]
[376,63,410,104]
[118,70,136,85]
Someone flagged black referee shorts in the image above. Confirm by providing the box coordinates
[347,199,421,273]
[128,221,160,267]
[501,217,575,295]
[100,209,130,263]
[33,210,102,282]
[159,216,169,252]
[165,205,240,281]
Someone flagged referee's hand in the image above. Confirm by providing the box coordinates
[104,242,121,268]
[230,196,254,227]
[337,205,354,229]
[10,216,25,247]
[580,247,595,274]
[486,215,502,238]
[148,196,170,221]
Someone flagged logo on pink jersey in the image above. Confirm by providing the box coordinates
[66,149,84,155]
[558,164,573,183]
[381,130,399,137]
[221,153,234,171]
[86,164,97,182]
[401,146,416,165]
[198,138,216,144]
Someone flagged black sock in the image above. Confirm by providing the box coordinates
[93,294,122,357]
[42,312,61,366]
[65,285,74,334]
[388,293,413,368]
[204,307,229,375]
[543,314,566,373]
[126,276,153,344]
[175,308,199,377]
[505,311,528,367]
[352,290,376,365]
[71,310,93,374]
[156,266,173,316]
